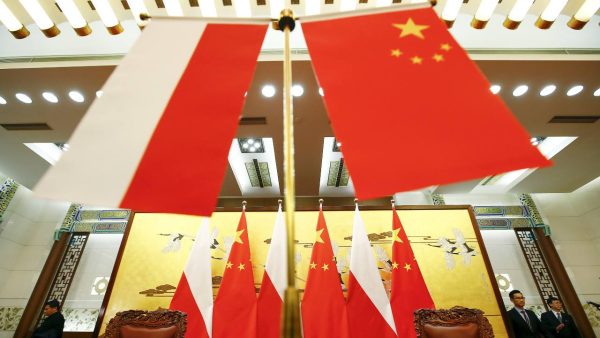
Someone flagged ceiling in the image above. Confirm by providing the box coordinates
[1,59,599,198]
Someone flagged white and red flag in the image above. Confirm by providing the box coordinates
[348,204,397,338]
[169,218,213,338]
[257,204,287,338]
[34,17,268,216]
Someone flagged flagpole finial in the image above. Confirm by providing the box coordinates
[273,9,296,32]
[391,199,395,205]
[354,198,359,205]
[278,199,283,207]
[242,200,247,211]
[140,13,151,21]
[318,198,324,210]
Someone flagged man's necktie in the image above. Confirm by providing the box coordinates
[521,310,531,329]
[557,312,563,323]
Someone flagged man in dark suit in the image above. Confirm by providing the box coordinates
[507,290,548,338]
[541,296,581,338]
[33,299,65,338]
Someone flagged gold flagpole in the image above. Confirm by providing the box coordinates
[273,8,301,338]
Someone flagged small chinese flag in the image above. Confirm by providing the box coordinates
[390,206,435,338]
[302,5,550,199]
[301,208,349,338]
[213,210,257,338]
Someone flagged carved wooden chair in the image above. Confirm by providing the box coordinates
[104,310,187,338]
[414,306,494,338]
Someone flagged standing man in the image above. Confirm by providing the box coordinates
[541,296,581,338]
[507,290,548,338]
[33,299,65,338]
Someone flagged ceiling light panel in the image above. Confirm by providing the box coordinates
[540,0,567,21]
[56,0,87,28]
[0,0,24,31]
[442,0,462,23]
[513,85,528,97]
[69,91,85,102]
[472,136,576,193]
[490,85,501,94]
[238,138,265,153]
[507,0,534,22]
[163,0,183,16]
[291,84,304,97]
[594,88,600,97]
[567,85,583,96]
[19,0,53,29]
[319,137,355,197]
[42,92,58,103]
[573,0,600,22]
[539,85,556,96]
[262,85,276,98]
[228,138,280,197]
[199,0,217,17]
[473,0,499,28]
[16,93,32,103]
[126,0,150,25]
[0,96,6,105]
[90,0,122,33]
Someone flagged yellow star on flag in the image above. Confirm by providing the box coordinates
[392,262,399,269]
[440,43,451,51]
[226,261,233,269]
[310,262,317,269]
[315,228,325,244]
[238,263,245,271]
[322,263,329,271]
[432,54,444,62]
[393,18,429,39]
[411,56,423,65]
[390,49,402,57]
[234,229,245,244]
[404,263,412,271]
[392,228,404,243]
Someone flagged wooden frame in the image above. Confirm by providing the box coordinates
[104,310,187,338]
[414,306,495,338]
[94,205,511,336]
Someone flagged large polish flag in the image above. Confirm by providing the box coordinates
[257,205,287,338]
[170,218,213,338]
[348,205,397,338]
[34,17,268,216]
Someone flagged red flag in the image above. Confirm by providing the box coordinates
[34,19,268,216]
[348,205,397,338]
[213,210,256,338]
[301,209,349,338]
[390,207,435,338]
[257,205,287,338]
[170,219,213,338]
[302,5,550,199]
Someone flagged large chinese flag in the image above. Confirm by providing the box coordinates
[301,209,349,338]
[34,18,267,216]
[390,207,434,338]
[213,210,256,338]
[348,205,397,338]
[302,5,550,199]
[257,205,287,338]
[170,218,213,338]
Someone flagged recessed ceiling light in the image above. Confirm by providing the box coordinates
[513,85,528,97]
[68,90,85,103]
[292,84,304,97]
[539,85,556,96]
[42,92,58,103]
[96,90,103,98]
[261,85,276,98]
[0,96,6,105]
[566,85,583,96]
[594,88,600,97]
[490,84,501,94]
[16,93,32,103]
[318,87,324,96]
